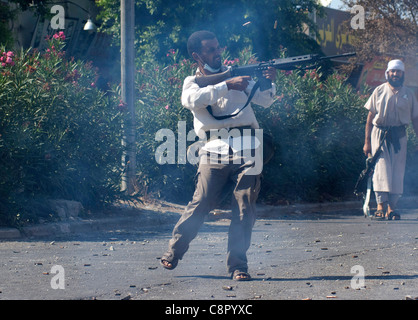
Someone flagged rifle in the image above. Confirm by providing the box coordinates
[354,129,388,197]
[195,52,356,91]
[354,155,378,218]
[354,129,388,218]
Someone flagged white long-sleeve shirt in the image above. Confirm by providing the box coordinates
[181,70,276,135]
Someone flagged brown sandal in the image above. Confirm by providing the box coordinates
[387,211,400,220]
[231,270,251,281]
[160,252,178,270]
[372,210,385,220]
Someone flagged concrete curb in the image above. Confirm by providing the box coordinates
[255,196,418,218]
[1,196,417,240]
[0,209,180,240]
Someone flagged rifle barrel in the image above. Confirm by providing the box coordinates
[318,52,356,60]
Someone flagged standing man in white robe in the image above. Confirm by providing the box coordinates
[363,59,418,220]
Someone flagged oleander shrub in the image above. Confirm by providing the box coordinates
[134,49,195,201]
[0,32,123,226]
[405,126,418,196]
[133,48,372,204]
[257,69,369,203]
[3,39,414,227]
[133,48,260,202]
[135,46,418,204]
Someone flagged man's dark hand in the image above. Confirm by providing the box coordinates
[263,66,277,82]
[226,76,251,91]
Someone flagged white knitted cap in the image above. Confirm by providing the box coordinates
[385,59,405,79]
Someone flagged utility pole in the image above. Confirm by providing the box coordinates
[120,0,136,194]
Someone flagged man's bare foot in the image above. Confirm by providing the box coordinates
[161,259,173,269]
[160,252,178,270]
[231,270,251,281]
[386,211,400,220]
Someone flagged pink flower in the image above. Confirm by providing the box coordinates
[223,58,239,66]
[164,105,169,110]
[275,93,284,102]
[118,99,127,111]
[53,31,66,41]
[5,57,12,64]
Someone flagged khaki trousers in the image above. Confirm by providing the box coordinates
[166,151,261,274]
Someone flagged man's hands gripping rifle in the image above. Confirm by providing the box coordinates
[195,52,356,90]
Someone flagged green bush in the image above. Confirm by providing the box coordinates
[134,49,195,201]
[405,126,418,196]
[0,32,123,226]
[133,48,371,204]
[1,40,415,227]
[258,69,368,203]
[133,48,260,202]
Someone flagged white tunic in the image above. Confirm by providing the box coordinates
[364,83,418,194]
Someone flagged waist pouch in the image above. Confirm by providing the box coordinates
[376,125,406,154]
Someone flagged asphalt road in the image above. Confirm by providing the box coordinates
[0,207,417,303]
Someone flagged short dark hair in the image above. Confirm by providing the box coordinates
[187,30,216,58]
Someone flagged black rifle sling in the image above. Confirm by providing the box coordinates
[206,81,260,120]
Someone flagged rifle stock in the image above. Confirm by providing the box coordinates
[195,52,356,91]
